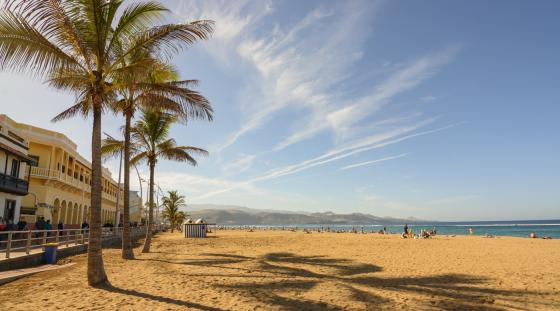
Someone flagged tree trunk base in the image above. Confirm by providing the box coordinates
[89,278,111,288]
[122,250,135,259]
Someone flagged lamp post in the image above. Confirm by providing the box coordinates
[113,149,123,226]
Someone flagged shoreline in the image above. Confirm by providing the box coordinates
[215,225,558,239]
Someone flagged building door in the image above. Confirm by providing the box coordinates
[4,199,16,222]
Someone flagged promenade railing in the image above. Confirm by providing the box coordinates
[0,226,157,259]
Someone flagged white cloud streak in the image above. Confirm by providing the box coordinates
[340,153,408,171]
[192,122,460,201]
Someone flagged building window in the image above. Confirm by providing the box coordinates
[10,159,19,177]
[61,165,65,173]
[29,155,39,167]
[3,199,16,222]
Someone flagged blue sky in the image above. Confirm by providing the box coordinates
[1,0,559,221]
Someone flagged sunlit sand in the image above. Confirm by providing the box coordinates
[1,231,559,310]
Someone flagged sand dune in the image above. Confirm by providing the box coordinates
[1,230,559,310]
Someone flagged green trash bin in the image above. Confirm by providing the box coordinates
[43,243,58,264]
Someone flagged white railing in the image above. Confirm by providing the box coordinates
[29,167,90,191]
[0,226,155,259]
[29,167,120,203]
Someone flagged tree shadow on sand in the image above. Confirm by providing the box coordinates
[98,284,227,311]
[180,252,558,311]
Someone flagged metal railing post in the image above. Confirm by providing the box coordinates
[81,230,85,244]
[42,231,47,245]
[26,231,31,254]
[55,230,59,244]
[66,231,70,247]
[6,232,12,259]
[75,230,78,245]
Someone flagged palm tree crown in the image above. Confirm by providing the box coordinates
[162,190,186,232]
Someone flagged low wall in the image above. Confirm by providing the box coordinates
[0,229,152,272]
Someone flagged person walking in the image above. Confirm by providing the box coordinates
[58,221,64,236]
[45,220,53,237]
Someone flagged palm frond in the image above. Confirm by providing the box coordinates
[101,136,124,160]
[0,10,81,77]
[51,91,91,122]
[130,150,149,166]
[108,1,167,55]
[136,81,213,121]
[158,146,198,166]
[111,20,214,68]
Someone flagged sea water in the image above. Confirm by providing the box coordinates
[242,220,560,238]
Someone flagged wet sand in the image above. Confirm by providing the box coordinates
[0,230,559,310]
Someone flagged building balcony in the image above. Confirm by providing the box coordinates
[28,167,120,203]
[0,172,29,195]
[29,166,89,191]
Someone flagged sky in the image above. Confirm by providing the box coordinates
[1,0,559,221]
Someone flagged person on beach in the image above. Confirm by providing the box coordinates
[58,221,64,236]
[17,217,27,231]
[468,227,474,235]
[35,216,45,237]
[45,220,52,237]
[81,221,89,234]
[404,224,408,235]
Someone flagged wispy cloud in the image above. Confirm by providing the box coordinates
[192,121,460,201]
[340,153,407,171]
[173,0,273,64]
[221,154,257,174]
[174,1,460,178]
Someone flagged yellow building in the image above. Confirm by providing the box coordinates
[0,114,125,228]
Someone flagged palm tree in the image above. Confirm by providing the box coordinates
[129,109,207,252]
[161,190,186,232]
[175,211,187,231]
[0,0,213,286]
[107,60,212,259]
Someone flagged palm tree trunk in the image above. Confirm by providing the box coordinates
[122,111,134,259]
[88,98,109,286]
[141,160,155,253]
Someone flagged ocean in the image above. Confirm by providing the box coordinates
[236,219,560,238]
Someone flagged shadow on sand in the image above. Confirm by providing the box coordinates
[138,252,558,310]
[98,284,227,311]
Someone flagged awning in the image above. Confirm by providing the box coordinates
[0,141,33,162]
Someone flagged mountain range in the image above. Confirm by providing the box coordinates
[182,204,426,225]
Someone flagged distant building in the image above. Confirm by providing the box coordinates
[128,190,142,224]
[0,114,124,228]
[0,117,32,224]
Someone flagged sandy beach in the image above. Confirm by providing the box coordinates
[1,230,559,310]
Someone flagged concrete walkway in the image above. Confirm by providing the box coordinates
[0,263,75,285]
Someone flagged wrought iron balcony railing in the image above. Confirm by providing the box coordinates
[0,172,29,195]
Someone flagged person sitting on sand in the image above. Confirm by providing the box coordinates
[530,233,537,238]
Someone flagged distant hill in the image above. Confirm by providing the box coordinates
[182,205,427,225]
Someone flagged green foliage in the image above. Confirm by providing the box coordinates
[162,190,187,231]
